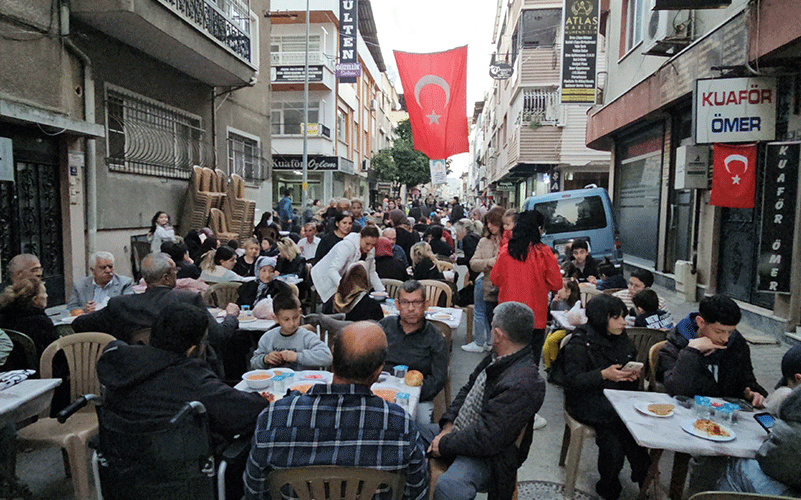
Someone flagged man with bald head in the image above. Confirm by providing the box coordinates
[72,252,242,377]
[383,227,410,266]
[244,321,428,500]
[8,254,43,284]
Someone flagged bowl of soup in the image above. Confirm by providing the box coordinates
[242,370,273,390]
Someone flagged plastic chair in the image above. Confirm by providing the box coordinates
[130,239,152,283]
[2,329,38,370]
[223,174,256,245]
[268,465,405,500]
[16,332,116,500]
[429,320,453,423]
[559,407,596,499]
[647,340,667,392]
[601,288,626,295]
[202,282,243,308]
[419,280,452,308]
[579,287,601,307]
[209,208,238,243]
[303,313,351,352]
[689,492,799,500]
[380,279,403,300]
[626,327,667,390]
[256,225,279,243]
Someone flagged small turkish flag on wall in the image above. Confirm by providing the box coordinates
[710,143,757,208]
[393,46,469,160]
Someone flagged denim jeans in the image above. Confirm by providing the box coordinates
[718,458,799,497]
[472,275,488,346]
[418,423,491,500]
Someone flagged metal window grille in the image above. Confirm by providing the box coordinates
[270,35,323,64]
[106,87,204,179]
[158,0,252,62]
[227,132,267,182]
[522,89,560,124]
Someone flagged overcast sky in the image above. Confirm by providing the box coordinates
[370,0,499,175]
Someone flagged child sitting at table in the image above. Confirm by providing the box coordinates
[250,292,332,371]
[632,289,673,330]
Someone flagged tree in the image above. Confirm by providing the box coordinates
[371,119,431,195]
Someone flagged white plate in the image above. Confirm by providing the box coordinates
[680,418,736,442]
[371,384,400,401]
[430,313,453,321]
[238,316,258,323]
[634,401,675,418]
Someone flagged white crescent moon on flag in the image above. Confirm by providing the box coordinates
[724,154,748,173]
[414,75,450,107]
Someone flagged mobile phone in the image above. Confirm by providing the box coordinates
[754,412,775,432]
[621,361,644,372]
[722,397,754,412]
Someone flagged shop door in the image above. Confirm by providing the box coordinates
[665,190,693,272]
[0,125,65,305]
[716,148,773,309]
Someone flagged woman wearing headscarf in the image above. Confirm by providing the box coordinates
[237,256,288,309]
[321,262,384,321]
[374,236,409,282]
[310,226,385,303]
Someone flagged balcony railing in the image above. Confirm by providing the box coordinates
[159,0,252,63]
[271,52,327,65]
[520,89,561,126]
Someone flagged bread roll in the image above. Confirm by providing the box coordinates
[70,309,84,317]
[405,370,423,387]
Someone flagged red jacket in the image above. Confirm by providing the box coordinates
[491,243,562,329]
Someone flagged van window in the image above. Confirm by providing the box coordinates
[534,196,607,234]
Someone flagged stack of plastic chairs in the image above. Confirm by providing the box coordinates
[181,166,227,232]
[223,174,256,245]
[209,207,238,243]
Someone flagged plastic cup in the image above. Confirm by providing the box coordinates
[395,392,410,409]
[694,396,712,418]
[394,365,408,384]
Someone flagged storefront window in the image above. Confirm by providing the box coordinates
[271,101,320,135]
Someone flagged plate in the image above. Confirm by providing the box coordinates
[270,368,295,376]
[430,313,453,321]
[370,292,388,301]
[680,418,736,442]
[371,384,399,402]
[238,316,258,323]
[634,402,675,418]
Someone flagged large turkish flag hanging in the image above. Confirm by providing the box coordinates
[710,143,757,208]
[393,46,469,160]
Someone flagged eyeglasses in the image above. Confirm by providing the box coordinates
[398,299,426,308]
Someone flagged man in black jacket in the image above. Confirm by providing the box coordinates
[656,294,767,407]
[421,301,545,500]
[73,252,243,378]
[97,303,268,499]
[450,197,464,223]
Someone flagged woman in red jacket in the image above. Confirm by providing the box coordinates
[491,209,562,358]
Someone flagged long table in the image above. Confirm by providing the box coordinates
[604,389,768,499]
[0,378,62,427]
[235,370,421,418]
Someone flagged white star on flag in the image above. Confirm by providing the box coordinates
[426,111,440,124]
[732,174,741,185]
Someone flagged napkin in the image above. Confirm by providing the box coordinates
[0,369,36,391]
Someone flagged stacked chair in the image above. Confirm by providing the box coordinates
[223,174,256,245]
[181,167,256,245]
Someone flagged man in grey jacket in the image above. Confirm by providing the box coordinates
[66,251,134,313]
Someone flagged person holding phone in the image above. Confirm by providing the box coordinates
[562,294,650,500]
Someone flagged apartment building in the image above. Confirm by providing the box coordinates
[472,0,611,209]
[0,0,271,303]
[268,0,394,210]
[585,0,801,339]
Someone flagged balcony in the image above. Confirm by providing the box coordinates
[72,0,258,86]
[270,51,335,91]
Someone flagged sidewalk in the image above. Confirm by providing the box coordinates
[14,284,792,499]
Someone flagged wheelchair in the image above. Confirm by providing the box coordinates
[58,395,248,500]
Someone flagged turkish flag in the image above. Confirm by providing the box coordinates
[394,46,469,160]
[710,143,757,208]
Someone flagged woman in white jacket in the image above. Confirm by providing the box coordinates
[311,226,385,303]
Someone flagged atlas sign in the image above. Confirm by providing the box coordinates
[694,77,776,144]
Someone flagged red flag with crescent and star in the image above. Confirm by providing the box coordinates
[393,46,469,160]
[710,143,757,208]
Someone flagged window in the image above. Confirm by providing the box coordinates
[512,9,561,63]
[227,130,265,182]
[271,101,320,135]
[626,0,646,52]
[270,35,322,64]
[521,88,560,124]
[105,85,202,179]
[337,110,347,142]
[534,196,607,235]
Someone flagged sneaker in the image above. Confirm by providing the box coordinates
[483,343,493,352]
[532,414,547,430]
[461,341,485,353]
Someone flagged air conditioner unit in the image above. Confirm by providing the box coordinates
[642,8,690,56]
[370,99,377,110]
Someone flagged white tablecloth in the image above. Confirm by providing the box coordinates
[604,389,767,458]
[0,378,62,427]
[235,370,421,418]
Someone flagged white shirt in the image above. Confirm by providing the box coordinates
[298,236,320,260]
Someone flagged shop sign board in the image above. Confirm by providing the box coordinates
[339,0,358,83]
[271,65,324,83]
[489,62,513,80]
[560,0,599,104]
[694,77,776,144]
[272,155,339,171]
[430,159,447,185]
[757,142,798,293]
[495,182,515,191]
